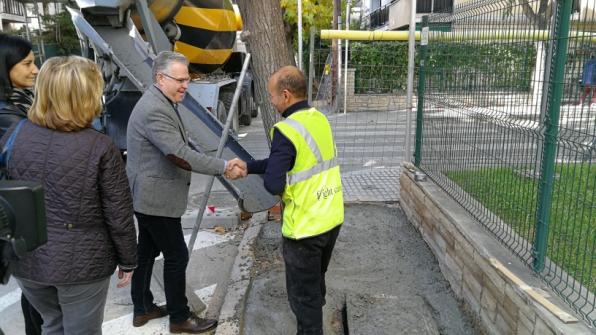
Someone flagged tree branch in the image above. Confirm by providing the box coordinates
[518,0,547,29]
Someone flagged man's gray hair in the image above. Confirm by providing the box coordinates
[152,51,189,82]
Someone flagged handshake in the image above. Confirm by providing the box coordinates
[225,158,247,180]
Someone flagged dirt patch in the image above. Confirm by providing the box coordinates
[243,203,482,335]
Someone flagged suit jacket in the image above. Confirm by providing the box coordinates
[126,85,226,217]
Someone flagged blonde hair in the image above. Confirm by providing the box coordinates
[28,56,104,132]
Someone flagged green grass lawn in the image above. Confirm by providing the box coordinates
[446,163,596,290]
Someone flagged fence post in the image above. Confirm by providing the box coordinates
[414,16,429,167]
[533,0,573,272]
[308,27,316,105]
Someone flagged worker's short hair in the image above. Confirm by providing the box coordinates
[28,56,104,132]
[273,66,307,99]
[153,51,189,82]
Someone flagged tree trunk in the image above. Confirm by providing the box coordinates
[237,0,295,139]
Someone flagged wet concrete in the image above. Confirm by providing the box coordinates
[243,203,482,335]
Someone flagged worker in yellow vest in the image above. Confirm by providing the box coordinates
[243,65,344,334]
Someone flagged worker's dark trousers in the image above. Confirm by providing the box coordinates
[282,225,341,335]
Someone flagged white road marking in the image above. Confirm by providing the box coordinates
[101,302,168,335]
[102,284,217,334]
[195,283,217,317]
[0,288,21,313]
[363,160,377,167]
[155,232,233,261]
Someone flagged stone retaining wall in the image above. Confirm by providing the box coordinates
[314,68,410,113]
[399,167,593,335]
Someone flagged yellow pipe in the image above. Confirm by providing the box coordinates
[321,30,419,41]
[321,29,596,42]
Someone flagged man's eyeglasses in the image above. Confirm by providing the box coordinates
[159,72,191,84]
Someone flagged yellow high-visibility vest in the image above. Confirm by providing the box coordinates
[272,107,344,239]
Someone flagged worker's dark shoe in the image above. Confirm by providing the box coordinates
[169,314,218,334]
[132,304,168,327]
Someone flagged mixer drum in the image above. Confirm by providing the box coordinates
[132,0,239,74]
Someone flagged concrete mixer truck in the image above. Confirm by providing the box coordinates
[61,0,280,214]
[67,0,257,150]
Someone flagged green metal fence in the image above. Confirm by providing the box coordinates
[310,37,410,174]
[415,0,596,325]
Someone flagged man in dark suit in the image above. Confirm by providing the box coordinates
[126,51,245,334]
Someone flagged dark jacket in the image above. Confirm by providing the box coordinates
[1,121,137,285]
[0,99,27,139]
[246,100,310,195]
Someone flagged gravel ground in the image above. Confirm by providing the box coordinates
[243,203,483,335]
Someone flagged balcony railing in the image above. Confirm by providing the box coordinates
[1,0,25,17]
[365,0,453,30]
[369,3,391,29]
[417,0,453,14]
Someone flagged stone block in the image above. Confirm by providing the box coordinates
[504,284,536,323]
[501,289,520,323]
[463,268,483,301]
[411,193,429,215]
[441,265,463,298]
[480,309,500,335]
[517,313,535,334]
[436,222,456,252]
[455,235,475,256]
[482,272,505,307]
[462,281,481,314]
[480,288,498,322]
[533,317,556,335]
[463,258,484,291]
[477,259,506,299]
[423,230,441,257]
[404,176,427,201]
[516,321,533,335]
[496,305,517,335]
[454,242,475,273]
[432,227,448,254]
[444,252,463,280]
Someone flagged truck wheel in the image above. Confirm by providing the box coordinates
[240,113,252,126]
[216,100,227,124]
[239,92,252,126]
[219,90,235,124]
[250,88,258,117]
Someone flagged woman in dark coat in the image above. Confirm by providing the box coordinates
[0,32,42,335]
[1,55,137,335]
[0,33,38,138]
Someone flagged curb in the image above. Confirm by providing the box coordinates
[215,213,264,335]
